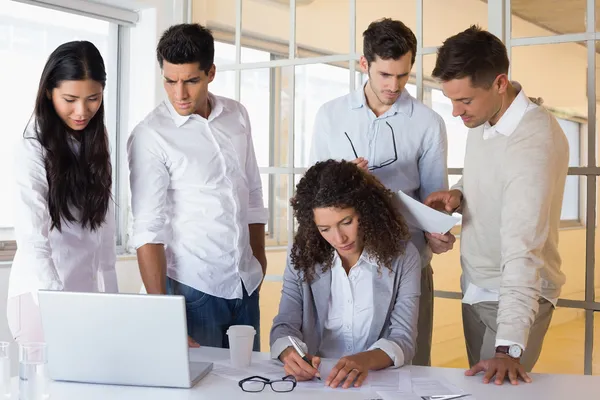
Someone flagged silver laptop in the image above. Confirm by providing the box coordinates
[38,291,212,388]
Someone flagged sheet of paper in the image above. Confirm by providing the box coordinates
[411,378,463,397]
[368,368,412,392]
[210,363,248,381]
[377,392,422,400]
[211,359,285,382]
[396,190,460,234]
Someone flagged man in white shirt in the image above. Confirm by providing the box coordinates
[127,23,268,350]
[425,26,568,385]
[309,18,453,366]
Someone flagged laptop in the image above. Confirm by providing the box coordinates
[38,291,213,388]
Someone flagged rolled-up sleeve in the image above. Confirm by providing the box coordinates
[127,126,171,249]
[239,105,268,225]
[12,138,63,293]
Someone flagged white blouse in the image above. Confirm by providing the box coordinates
[8,121,118,300]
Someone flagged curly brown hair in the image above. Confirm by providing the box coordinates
[290,159,411,282]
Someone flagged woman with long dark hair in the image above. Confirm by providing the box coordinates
[270,159,421,389]
[7,41,117,343]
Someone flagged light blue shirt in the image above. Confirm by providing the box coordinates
[309,83,448,266]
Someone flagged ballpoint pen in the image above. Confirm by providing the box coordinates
[287,336,321,380]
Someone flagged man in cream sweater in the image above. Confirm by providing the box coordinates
[425,26,568,386]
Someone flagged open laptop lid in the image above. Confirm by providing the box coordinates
[38,291,195,388]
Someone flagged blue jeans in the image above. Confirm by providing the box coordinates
[166,277,261,351]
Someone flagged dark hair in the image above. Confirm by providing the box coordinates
[31,40,111,232]
[156,23,214,74]
[432,25,509,88]
[290,160,410,283]
[363,18,417,66]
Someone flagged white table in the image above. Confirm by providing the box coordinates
[10,347,600,399]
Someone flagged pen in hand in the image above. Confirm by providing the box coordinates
[287,336,321,380]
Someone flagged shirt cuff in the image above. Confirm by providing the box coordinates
[495,339,526,351]
[270,336,307,361]
[131,230,167,249]
[248,207,269,225]
[368,338,405,368]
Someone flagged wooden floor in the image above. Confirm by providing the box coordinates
[259,281,600,375]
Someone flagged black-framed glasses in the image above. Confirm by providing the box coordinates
[344,121,398,171]
[238,375,297,393]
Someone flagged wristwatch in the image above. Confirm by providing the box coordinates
[495,344,523,359]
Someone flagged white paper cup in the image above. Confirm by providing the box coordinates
[226,325,256,368]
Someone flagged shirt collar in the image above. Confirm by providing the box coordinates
[483,81,532,137]
[164,92,226,128]
[332,248,378,270]
[349,82,414,117]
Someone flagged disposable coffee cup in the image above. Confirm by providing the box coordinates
[226,325,256,368]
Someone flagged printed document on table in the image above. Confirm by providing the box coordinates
[369,368,412,392]
[396,190,460,234]
[211,359,284,381]
[411,377,463,396]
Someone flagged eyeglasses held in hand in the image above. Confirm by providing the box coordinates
[344,121,398,171]
[238,375,297,393]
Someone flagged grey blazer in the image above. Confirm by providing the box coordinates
[269,241,421,364]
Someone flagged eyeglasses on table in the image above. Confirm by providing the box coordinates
[238,375,297,393]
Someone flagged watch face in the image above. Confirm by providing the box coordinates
[509,345,522,358]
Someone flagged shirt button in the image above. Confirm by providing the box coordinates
[346,325,351,330]
[347,300,352,304]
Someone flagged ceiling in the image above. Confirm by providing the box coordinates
[508,0,590,35]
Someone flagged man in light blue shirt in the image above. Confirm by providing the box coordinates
[309,18,454,366]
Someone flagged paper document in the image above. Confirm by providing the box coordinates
[369,368,412,392]
[396,190,460,234]
[211,359,285,382]
[377,392,422,400]
[411,378,463,397]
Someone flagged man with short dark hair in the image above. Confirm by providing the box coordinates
[309,18,452,367]
[425,25,568,385]
[128,23,267,350]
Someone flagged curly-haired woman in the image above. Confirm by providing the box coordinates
[269,159,421,389]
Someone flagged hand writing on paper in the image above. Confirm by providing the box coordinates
[188,336,200,348]
[280,347,321,381]
[465,353,532,385]
[351,157,369,171]
[326,353,370,389]
[426,232,456,254]
[424,190,463,214]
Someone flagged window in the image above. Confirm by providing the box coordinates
[427,87,581,222]
[0,2,118,249]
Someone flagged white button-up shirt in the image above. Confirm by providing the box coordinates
[8,121,118,300]
[318,252,405,366]
[309,85,448,267]
[127,94,268,299]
